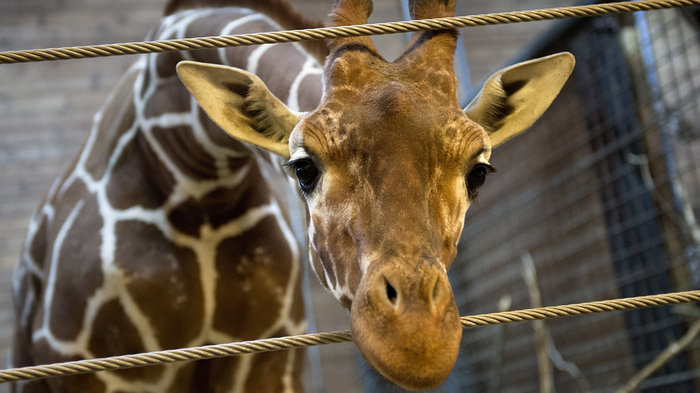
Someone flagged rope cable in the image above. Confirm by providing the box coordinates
[1,0,699,64]
[1,290,699,384]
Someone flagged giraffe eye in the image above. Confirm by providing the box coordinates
[292,159,320,193]
[466,163,494,198]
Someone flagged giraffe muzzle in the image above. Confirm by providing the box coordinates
[350,258,462,390]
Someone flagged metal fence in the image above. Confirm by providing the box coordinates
[450,6,700,392]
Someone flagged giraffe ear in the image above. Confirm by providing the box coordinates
[176,61,301,159]
[464,52,575,147]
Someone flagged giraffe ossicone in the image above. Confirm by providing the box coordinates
[178,0,574,390]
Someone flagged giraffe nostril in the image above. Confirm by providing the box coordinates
[384,277,398,307]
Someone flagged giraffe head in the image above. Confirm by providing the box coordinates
[177,0,574,389]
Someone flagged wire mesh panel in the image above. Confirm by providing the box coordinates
[451,7,700,393]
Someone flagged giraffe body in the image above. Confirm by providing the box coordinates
[12,5,322,393]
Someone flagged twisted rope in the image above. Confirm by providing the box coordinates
[459,290,700,327]
[2,290,699,384]
[1,0,699,64]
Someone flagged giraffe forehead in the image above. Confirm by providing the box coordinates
[298,99,486,163]
[325,52,384,89]
[326,50,456,96]
[292,51,487,168]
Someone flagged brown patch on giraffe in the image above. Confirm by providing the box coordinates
[143,81,191,118]
[106,132,175,210]
[12,331,41,367]
[29,338,108,393]
[10,379,51,393]
[255,42,321,104]
[12,265,43,344]
[288,259,306,326]
[159,362,197,393]
[213,215,294,339]
[165,0,329,62]
[48,371,108,392]
[186,357,239,392]
[186,15,269,68]
[203,44,259,68]
[28,213,49,270]
[48,187,104,341]
[197,107,249,153]
[113,220,204,350]
[244,345,304,392]
[167,200,206,238]
[88,298,165,382]
[228,154,250,173]
[297,73,323,112]
[167,199,211,238]
[84,71,139,181]
[155,50,184,79]
[185,9,256,38]
[168,160,272,236]
[151,125,220,181]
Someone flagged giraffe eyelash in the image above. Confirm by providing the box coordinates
[466,163,495,201]
[285,157,322,195]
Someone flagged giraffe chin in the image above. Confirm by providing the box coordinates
[349,262,463,391]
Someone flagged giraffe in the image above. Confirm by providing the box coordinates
[178,0,574,390]
[11,0,575,392]
[11,1,327,392]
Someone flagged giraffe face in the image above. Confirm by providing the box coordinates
[289,63,495,301]
[285,46,490,389]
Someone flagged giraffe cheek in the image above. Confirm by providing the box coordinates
[437,203,467,266]
[443,219,465,265]
[308,249,330,290]
[311,236,358,310]
[442,240,458,267]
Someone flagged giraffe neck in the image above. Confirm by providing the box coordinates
[13,6,323,393]
[129,7,324,232]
